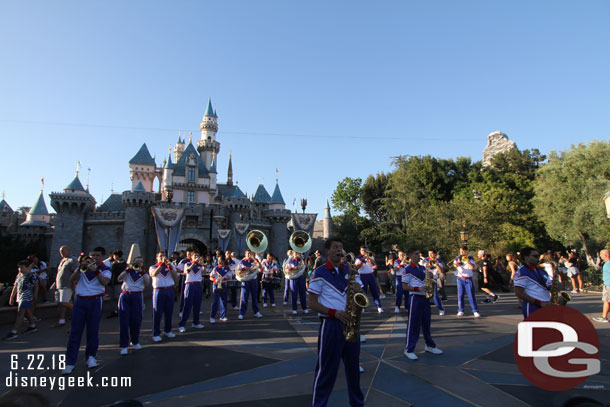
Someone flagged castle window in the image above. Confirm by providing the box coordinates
[188,167,195,182]
[187,191,195,204]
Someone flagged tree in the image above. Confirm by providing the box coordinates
[331,177,363,219]
[533,140,610,255]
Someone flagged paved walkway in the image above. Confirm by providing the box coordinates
[0,290,608,407]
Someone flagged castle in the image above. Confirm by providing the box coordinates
[2,100,333,267]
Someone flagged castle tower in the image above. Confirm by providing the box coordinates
[173,136,185,163]
[227,151,233,186]
[323,199,333,239]
[269,181,286,210]
[209,152,218,190]
[162,151,174,201]
[49,174,96,266]
[197,98,221,170]
[122,184,154,264]
[129,143,157,192]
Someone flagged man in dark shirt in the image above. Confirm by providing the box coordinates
[477,250,499,304]
[107,250,127,318]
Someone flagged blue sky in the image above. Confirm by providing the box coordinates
[1,1,609,217]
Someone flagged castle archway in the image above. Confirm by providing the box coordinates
[178,238,207,256]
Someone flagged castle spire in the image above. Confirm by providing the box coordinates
[227,151,233,186]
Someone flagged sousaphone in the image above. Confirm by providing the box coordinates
[284,231,311,280]
[237,230,268,281]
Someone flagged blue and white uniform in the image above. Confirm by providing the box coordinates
[151,263,176,336]
[286,256,307,311]
[238,258,260,317]
[354,255,381,308]
[227,257,239,308]
[210,265,231,319]
[118,267,150,348]
[403,263,437,353]
[394,259,409,310]
[454,256,479,313]
[179,261,203,328]
[514,264,551,318]
[308,261,364,407]
[261,259,278,306]
[66,263,111,366]
[283,257,291,303]
[176,257,190,314]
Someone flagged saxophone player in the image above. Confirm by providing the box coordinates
[513,247,551,318]
[422,250,445,316]
[402,248,443,360]
[308,238,364,407]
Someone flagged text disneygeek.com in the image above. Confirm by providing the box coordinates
[5,371,132,391]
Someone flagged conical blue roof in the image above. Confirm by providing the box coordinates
[204,98,217,117]
[30,192,49,215]
[324,199,331,218]
[270,182,285,205]
[164,152,174,169]
[0,199,13,213]
[133,181,146,192]
[65,176,86,191]
[129,143,156,166]
[252,184,271,204]
[172,143,209,178]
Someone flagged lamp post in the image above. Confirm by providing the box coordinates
[459,225,469,248]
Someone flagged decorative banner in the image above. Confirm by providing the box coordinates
[234,222,250,257]
[291,213,317,258]
[217,229,231,252]
[152,207,186,255]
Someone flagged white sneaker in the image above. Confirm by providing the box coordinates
[303,309,310,314]
[263,303,268,308]
[283,301,288,305]
[179,312,183,318]
[58,319,66,326]
[271,303,276,307]
[238,314,244,320]
[232,306,239,310]
[425,345,443,355]
[120,348,128,355]
[439,310,445,316]
[87,356,98,369]
[61,364,74,375]
[178,326,186,333]
[132,343,142,350]
[457,311,464,316]
[210,318,216,324]
[379,294,386,299]
[192,324,204,329]
[473,312,481,318]
[377,307,383,314]
[359,365,364,373]
[162,331,176,338]
[152,335,162,342]
[360,335,366,343]
[404,351,418,360]
[254,312,263,318]
[394,306,400,313]
[292,310,297,315]
[219,317,228,322]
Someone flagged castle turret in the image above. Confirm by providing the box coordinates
[323,199,333,239]
[21,191,51,227]
[209,152,218,190]
[162,151,174,201]
[173,136,185,163]
[197,98,220,170]
[269,181,286,210]
[49,174,96,266]
[227,151,233,186]
[129,143,157,192]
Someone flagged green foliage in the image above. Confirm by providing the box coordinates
[331,177,362,219]
[533,140,610,253]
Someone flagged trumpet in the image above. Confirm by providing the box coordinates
[131,263,142,272]
[429,259,438,268]
[79,257,94,272]
[460,255,469,264]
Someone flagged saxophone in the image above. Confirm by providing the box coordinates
[549,270,571,306]
[425,263,435,299]
[343,253,369,343]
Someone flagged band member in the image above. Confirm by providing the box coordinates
[394,250,409,313]
[477,250,500,304]
[422,250,445,315]
[402,248,443,360]
[283,250,292,305]
[308,237,364,407]
[428,249,447,300]
[176,248,194,317]
[285,250,309,315]
[150,252,179,341]
[225,250,239,310]
[237,249,263,320]
[453,246,480,318]
[210,256,231,323]
[107,249,126,319]
[261,253,278,308]
[178,252,205,332]
[354,246,383,313]
[62,247,111,374]
[116,246,150,355]
[513,247,551,318]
